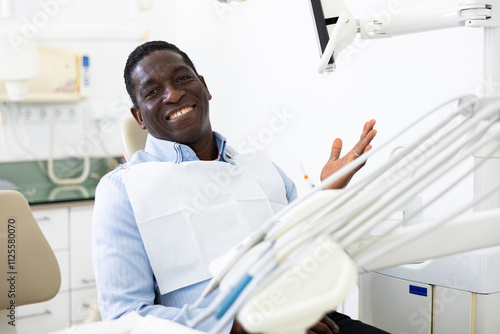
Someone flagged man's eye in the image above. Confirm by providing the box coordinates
[145,89,157,98]
[177,76,190,82]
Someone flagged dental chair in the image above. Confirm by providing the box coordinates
[0,190,61,334]
[121,116,149,161]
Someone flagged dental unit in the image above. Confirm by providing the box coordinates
[183,1,500,333]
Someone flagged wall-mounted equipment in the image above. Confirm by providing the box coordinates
[0,0,39,101]
[0,48,90,102]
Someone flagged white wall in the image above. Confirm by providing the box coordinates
[1,0,484,195]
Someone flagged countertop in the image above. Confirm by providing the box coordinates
[0,157,122,205]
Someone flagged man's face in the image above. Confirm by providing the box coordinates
[130,50,212,145]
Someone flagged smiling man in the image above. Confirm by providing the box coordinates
[129,48,216,160]
[92,41,385,334]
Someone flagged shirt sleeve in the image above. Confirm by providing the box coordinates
[271,162,298,203]
[92,172,232,333]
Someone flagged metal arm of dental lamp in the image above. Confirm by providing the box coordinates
[315,0,500,212]
[316,0,500,99]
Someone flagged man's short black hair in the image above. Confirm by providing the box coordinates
[124,40,199,108]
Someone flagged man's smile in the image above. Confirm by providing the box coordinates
[130,49,213,145]
[168,106,194,120]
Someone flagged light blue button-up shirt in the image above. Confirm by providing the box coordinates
[92,132,297,333]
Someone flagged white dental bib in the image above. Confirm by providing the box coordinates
[122,150,288,294]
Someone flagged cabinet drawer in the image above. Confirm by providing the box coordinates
[55,250,70,292]
[71,288,97,324]
[16,292,70,334]
[32,207,69,251]
[70,205,95,290]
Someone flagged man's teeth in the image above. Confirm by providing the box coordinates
[170,106,193,120]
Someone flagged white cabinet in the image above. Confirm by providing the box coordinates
[433,286,472,333]
[359,272,433,334]
[55,251,70,295]
[71,288,98,324]
[33,207,69,251]
[16,201,96,334]
[16,293,70,334]
[359,272,500,333]
[69,205,97,325]
[70,206,95,291]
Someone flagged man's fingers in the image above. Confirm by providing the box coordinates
[307,316,340,334]
[362,128,377,147]
[360,119,376,140]
[329,138,343,161]
[321,315,339,333]
[354,127,377,158]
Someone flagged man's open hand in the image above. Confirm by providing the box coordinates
[320,119,377,190]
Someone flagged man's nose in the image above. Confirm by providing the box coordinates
[162,85,184,104]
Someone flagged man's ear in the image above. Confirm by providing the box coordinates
[131,107,146,130]
[199,75,212,101]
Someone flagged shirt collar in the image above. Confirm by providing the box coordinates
[144,132,233,164]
